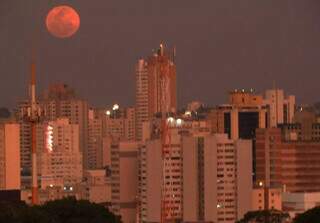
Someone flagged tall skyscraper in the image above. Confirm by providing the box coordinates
[135,44,177,141]
[0,121,20,190]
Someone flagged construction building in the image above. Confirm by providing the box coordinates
[135,44,177,141]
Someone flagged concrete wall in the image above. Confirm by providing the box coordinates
[146,139,162,222]
[4,124,20,190]
[204,136,217,222]
[182,136,198,221]
[236,139,253,220]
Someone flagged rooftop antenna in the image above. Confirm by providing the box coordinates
[24,12,43,205]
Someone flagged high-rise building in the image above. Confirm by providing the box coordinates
[135,44,177,141]
[86,105,136,170]
[87,109,104,169]
[138,118,253,223]
[280,109,320,142]
[139,127,183,222]
[208,90,267,140]
[39,118,82,189]
[0,121,20,190]
[17,100,32,177]
[40,84,89,169]
[18,83,88,185]
[255,128,320,193]
[264,89,295,127]
[104,105,136,141]
[183,134,252,223]
[110,141,139,223]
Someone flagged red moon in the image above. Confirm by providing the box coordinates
[46,5,80,38]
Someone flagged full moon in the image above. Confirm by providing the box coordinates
[46,5,80,38]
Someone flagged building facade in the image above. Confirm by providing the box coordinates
[255,128,320,193]
[138,118,253,223]
[264,89,295,128]
[40,84,89,169]
[0,121,20,190]
[110,141,139,223]
[39,118,82,189]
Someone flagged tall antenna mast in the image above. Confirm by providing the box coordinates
[30,58,40,205]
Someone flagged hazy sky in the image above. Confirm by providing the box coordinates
[1,0,320,109]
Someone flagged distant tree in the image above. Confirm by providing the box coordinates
[39,197,121,223]
[0,198,121,223]
[294,206,320,223]
[0,201,49,223]
[237,209,290,223]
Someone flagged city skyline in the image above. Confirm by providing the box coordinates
[2,2,320,222]
[2,0,320,109]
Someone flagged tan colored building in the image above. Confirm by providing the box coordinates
[135,44,177,141]
[40,84,89,169]
[139,127,184,222]
[110,141,139,223]
[252,186,282,211]
[80,169,111,204]
[138,118,253,223]
[0,121,20,190]
[39,118,82,189]
[208,90,267,140]
[87,109,104,169]
[183,134,252,223]
[264,89,295,128]
[105,106,136,141]
[229,89,263,106]
[22,169,111,205]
